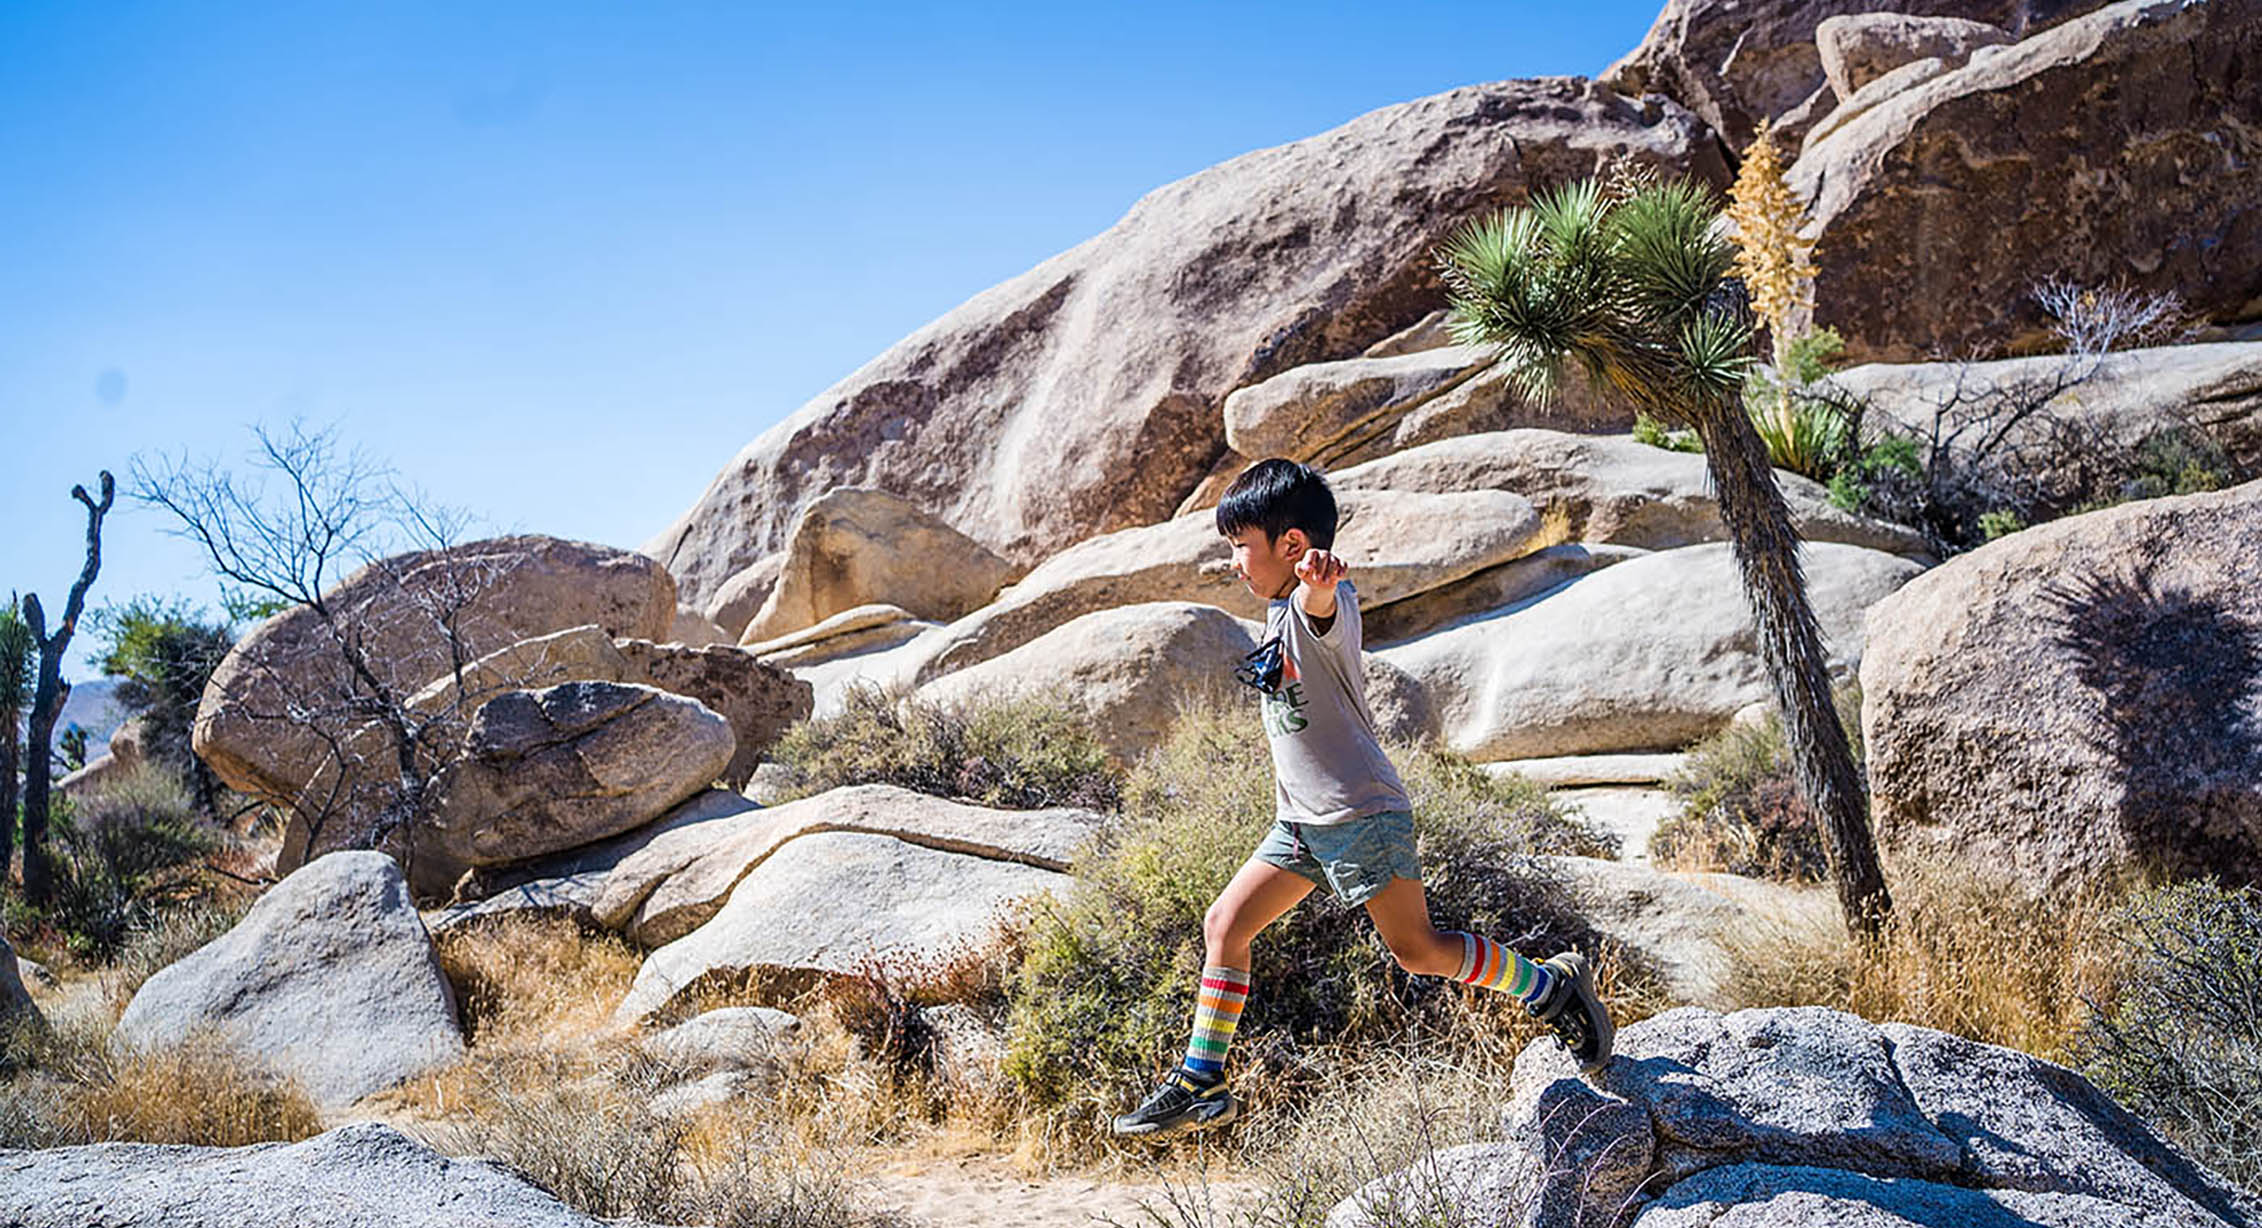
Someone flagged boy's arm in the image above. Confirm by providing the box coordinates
[1295,550,1347,635]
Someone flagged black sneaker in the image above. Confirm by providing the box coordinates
[1531,951,1615,1075]
[1109,1067,1237,1137]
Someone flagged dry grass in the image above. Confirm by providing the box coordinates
[1716,857,2126,1060]
[1,1009,323,1149]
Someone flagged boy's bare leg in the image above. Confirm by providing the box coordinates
[1360,874,1470,977]
[1203,858,1316,967]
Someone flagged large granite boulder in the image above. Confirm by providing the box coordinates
[1328,429,1932,559]
[592,782,1103,947]
[423,681,734,870]
[1220,347,1633,471]
[430,787,765,932]
[113,852,462,1110]
[917,602,1263,766]
[1378,542,1923,760]
[642,79,1728,609]
[616,831,1069,1024]
[195,536,674,814]
[908,488,1545,685]
[744,603,930,667]
[1826,340,2262,475]
[1601,0,2094,152]
[1814,12,2013,99]
[0,1122,659,1228]
[1332,1006,2261,1228]
[738,486,1020,645]
[703,551,785,642]
[1790,0,2262,363]
[1363,543,1650,646]
[1862,480,2262,893]
[611,637,810,790]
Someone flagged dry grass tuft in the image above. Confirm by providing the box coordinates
[1,1010,322,1149]
[1717,857,2125,1059]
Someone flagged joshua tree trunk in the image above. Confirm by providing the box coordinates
[1692,405,1892,937]
[21,473,114,907]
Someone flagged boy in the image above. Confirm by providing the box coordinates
[1110,458,1614,1138]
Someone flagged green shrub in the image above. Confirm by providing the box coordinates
[1000,695,1636,1156]
[1632,413,1702,453]
[1746,387,1855,482]
[1826,434,1923,514]
[2077,879,2262,1193]
[16,762,222,962]
[1977,508,2027,541]
[765,684,1122,812]
[1650,682,1862,884]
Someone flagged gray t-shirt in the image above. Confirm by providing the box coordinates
[1260,579,1412,825]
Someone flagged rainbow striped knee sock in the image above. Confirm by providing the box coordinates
[1452,932,1555,1008]
[1182,965,1251,1080]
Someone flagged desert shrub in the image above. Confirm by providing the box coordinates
[1650,682,1861,883]
[1718,857,2120,1059]
[1001,694,1643,1159]
[1631,413,1701,453]
[0,1011,321,1149]
[443,1060,883,1228]
[2076,879,2262,1192]
[16,761,224,962]
[767,684,1122,811]
[431,912,644,1048]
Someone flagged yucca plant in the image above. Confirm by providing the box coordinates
[1436,171,1891,937]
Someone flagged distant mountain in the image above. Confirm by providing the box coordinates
[13,676,135,753]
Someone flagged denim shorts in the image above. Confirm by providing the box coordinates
[1253,808,1421,904]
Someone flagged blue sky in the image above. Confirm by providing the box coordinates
[0,1,1664,677]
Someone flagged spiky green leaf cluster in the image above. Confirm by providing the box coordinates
[1438,173,1755,427]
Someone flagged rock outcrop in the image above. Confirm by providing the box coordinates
[643,79,1727,608]
[1329,430,1931,559]
[1332,1006,2261,1228]
[1814,12,2012,99]
[0,1122,658,1228]
[592,782,1103,946]
[195,536,675,816]
[113,852,462,1110]
[917,602,1263,765]
[1862,480,2262,893]
[616,831,1069,1023]
[738,486,1021,644]
[423,681,734,870]
[1790,0,2262,363]
[1601,0,2096,152]
[1379,542,1921,759]
[908,488,1545,685]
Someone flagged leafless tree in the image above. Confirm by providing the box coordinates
[19,473,116,905]
[132,420,509,892]
[1836,278,2231,554]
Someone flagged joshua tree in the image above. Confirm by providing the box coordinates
[20,473,116,906]
[1436,173,1892,937]
[0,597,35,883]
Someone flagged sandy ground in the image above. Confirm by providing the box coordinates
[857,1150,1265,1228]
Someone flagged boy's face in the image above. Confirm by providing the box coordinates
[1225,525,1306,600]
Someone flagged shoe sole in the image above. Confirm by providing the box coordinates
[1550,952,1615,1075]
[1111,1099,1238,1138]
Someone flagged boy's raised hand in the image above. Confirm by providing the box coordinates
[1295,548,1348,590]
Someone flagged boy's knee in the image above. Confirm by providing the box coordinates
[1385,932,1461,979]
[1202,902,1238,950]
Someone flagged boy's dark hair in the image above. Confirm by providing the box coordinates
[1215,458,1337,551]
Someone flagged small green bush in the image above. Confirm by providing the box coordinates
[765,684,1122,812]
[13,762,222,963]
[1001,695,1633,1154]
[1650,683,1862,884]
[1632,413,1703,453]
[2077,879,2262,1193]
[1977,508,2027,541]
